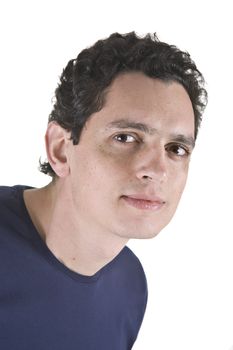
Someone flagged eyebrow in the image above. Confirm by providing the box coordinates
[106,119,157,134]
[106,119,195,148]
[170,134,195,148]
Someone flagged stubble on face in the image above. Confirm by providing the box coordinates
[66,72,195,240]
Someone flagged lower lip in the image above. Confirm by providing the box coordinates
[121,196,164,211]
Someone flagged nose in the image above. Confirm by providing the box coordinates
[135,146,168,184]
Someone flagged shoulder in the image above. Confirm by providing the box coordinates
[121,245,146,273]
[0,184,32,206]
[123,245,148,288]
[113,246,148,332]
[0,184,24,201]
[105,245,148,299]
[123,246,148,311]
[0,185,14,200]
[0,185,16,212]
[0,185,32,237]
[0,185,26,214]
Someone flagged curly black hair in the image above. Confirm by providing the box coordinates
[39,31,207,177]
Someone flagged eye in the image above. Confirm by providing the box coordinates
[166,143,190,157]
[113,134,137,143]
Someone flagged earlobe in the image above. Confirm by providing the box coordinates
[45,121,70,178]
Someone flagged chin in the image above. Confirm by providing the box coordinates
[131,230,161,240]
[116,224,163,240]
[115,216,172,240]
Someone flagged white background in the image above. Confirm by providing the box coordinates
[0,1,232,349]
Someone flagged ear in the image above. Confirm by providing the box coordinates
[45,121,70,178]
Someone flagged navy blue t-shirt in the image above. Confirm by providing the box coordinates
[0,185,148,349]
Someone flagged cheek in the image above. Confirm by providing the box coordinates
[96,144,133,176]
[170,164,189,199]
[71,149,126,195]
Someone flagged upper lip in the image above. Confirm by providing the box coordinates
[122,194,165,203]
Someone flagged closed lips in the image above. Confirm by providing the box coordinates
[121,195,165,210]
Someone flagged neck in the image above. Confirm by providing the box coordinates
[23,180,128,276]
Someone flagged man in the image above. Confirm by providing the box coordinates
[0,32,207,349]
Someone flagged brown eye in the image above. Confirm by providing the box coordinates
[114,134,136,143]
[166,144,189,157]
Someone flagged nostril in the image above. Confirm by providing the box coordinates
[139,171,167,183]
[142,175,152,180]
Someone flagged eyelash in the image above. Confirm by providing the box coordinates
[165,143,190,157]
[113,133,191,157]
[113,133,139,143]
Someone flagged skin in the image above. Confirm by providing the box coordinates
[24,72,195,276]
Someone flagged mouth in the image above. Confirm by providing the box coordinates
[121,195,165,211]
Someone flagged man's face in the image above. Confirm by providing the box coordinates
[66,72,195,239]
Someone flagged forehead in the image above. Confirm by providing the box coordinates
[87,72,195,137]
[106,72,192,113]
